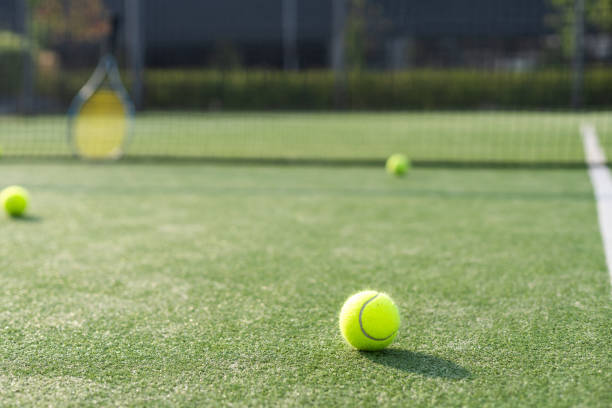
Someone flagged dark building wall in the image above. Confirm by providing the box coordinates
[137,0,551,46]
[144,0,284,66]
[2,0,553,68]
[145,0,283,46]
[379,0,551,37]
[135,0,551,67]
[0,0,19,30]
[142,0,331,67]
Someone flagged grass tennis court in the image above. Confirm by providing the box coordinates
[0,162,610,406]
[2,111,611,162]
[3,0,612,404]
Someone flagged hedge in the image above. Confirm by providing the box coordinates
[143,68,612,110]
[36,68,612,110]
[0,31,26,96]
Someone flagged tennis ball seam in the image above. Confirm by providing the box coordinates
[358,294,396,341]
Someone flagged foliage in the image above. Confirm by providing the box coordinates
[0,31,26,95]
[208,42,244,70]
[33,68,612,110]
[29,0,109,48]
[0,31,26,50]
[345,0,367,70]
[547,0,612,58]
[141,69,612,110]
[345,0,389,71]
[588,0,612,30]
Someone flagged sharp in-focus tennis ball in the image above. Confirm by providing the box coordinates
[385,153,410,176]
[339,290,400,351]
[0,185,29,217]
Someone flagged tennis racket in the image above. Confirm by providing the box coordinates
[67,14,134,160]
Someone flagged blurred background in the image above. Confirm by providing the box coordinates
[0,0,611,163]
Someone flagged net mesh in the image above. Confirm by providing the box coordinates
[0,0,611,164]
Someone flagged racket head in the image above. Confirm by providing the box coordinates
[67,55,134,160]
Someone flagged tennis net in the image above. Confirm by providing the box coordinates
[1,0,611,165]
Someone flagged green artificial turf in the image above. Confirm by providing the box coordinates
[1,111,611,163]
[0,162,610,406]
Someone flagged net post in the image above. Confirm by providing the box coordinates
[331,0,347,109]
[572,0,585,109]
[282,0,299,70]
[16,0,34,114]
[125,0,144,110]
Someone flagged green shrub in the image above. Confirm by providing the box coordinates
[142,68,611,110]
[0,31,26,96]
[34,67,612,110]
[585,67,612,107]
[143,70,336,110]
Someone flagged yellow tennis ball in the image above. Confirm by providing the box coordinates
[385,153,410,176]
[0,186,29,217]
[339,290,400,351]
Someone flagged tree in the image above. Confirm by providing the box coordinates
[588,0,612,31]
[29,0,109,48]
[345,0,389,71]
[547,0,612,58]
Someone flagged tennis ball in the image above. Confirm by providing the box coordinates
[339,290,400,351]
[0,186,29,217]
[385,153,410,176]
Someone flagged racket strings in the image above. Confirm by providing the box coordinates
[73,89,128,159]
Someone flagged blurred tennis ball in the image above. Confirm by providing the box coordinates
[339,290,400,351]
[0,186,29,217]
[385,153,410,176]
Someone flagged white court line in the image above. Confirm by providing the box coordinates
[581,124,612,289]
